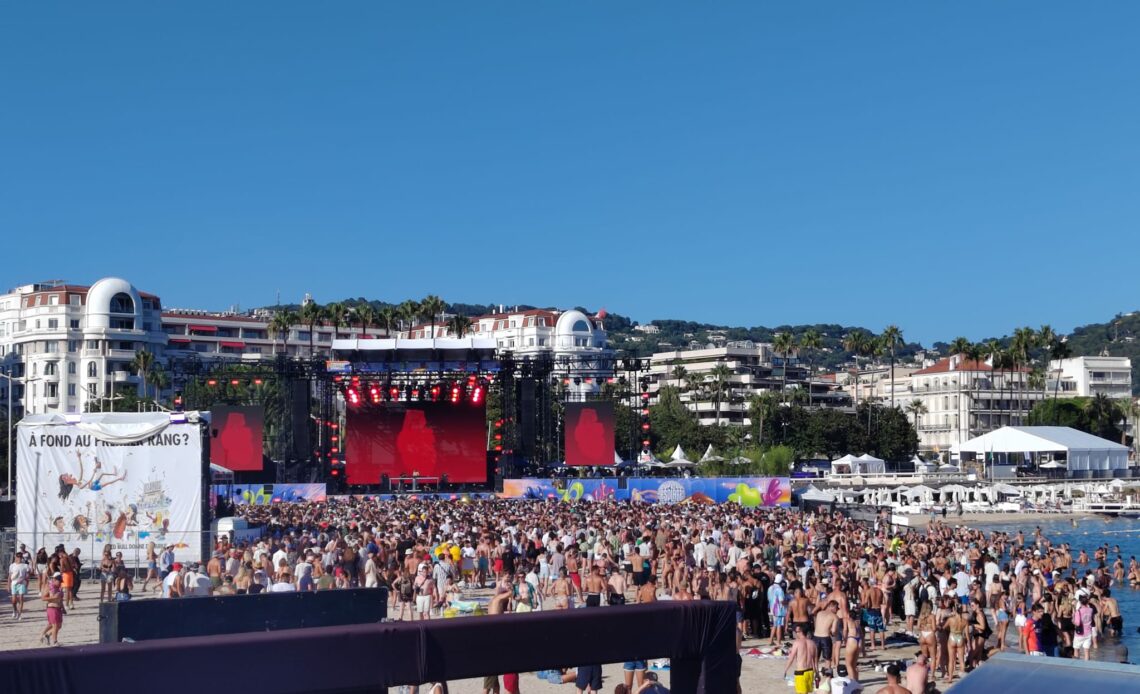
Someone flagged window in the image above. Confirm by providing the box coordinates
[68,340,78,352]
[45,341,58,353]
[31,363,37,376]
[17,320,26,332]
[35,319,41,330]
[87,362,97,378]
[110,293,134,313]
[68,362,76,375]
[44,362,57,376]
[48,318,58,329]
[88,382,98,397]
[87,340,100,350]
[69,295,81,306]
[49,295,59,306]
[68,384,76,397]
[46,383,58,398]
[70,319,80,329]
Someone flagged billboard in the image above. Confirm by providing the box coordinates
[214,483,327,505]
[563,401,615,466]
[209,405,265,472]
[345,403,488,484]
[498,477,791,507]
[16,415,205,567]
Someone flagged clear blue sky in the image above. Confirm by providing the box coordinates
[4,3,1139,345]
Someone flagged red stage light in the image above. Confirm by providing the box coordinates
[253,379,263,386]
[449,383,462,404]
[642,439,651,447]
[430,385,442,402]
[331,469,340,476]
[495,419,504,428]
[368,384,382,404]
[330,423,339,430]
[494,433,503,441]
[206,379,218,387]
[346,387,361,406]
[470,385,484,405]
[389,386,400,401]
[330,435,339,442]
[641,423,651,431]
[230,379,241,386]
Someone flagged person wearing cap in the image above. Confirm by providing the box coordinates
[8,552,30,621]
[767,574,787,646]
[162,562,184,598]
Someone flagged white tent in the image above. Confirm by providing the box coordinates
[801,487,837,503]
[670,444,688,462]
[991,483,1022,496]
[664,459,696,469]
[830,453,860,475]
[614,450,623,465]
[956,426,1128,472]
[699,444,724,463]
[903,485,936,502]
[727,456,753,466]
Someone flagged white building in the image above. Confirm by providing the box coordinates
[902,354,1047,458]
[0,278,168,415]
[1048,355,1132,399]
[161,309,387,361]
[646,343,848,426]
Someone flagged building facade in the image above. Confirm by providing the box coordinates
[901,355,1047,457]
[0,278,168,415]
[161,309,387,361]
[1048,355,1133,399]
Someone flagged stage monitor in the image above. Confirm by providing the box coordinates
[209,406,265,472]
[564,401,615,466]
[345,403,487,485]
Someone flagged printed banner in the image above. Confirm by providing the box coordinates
[16,420,204,567]
[498,477,791,507]
[214,483,328,505]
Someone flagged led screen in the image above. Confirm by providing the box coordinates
[210,405,265,472]
[346,403,488,484]
[564,401,615,466]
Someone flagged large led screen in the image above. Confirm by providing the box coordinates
[564,401,615,466]
[210,405,265,472]
[345,403,488,484]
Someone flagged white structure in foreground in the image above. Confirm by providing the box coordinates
[953,426,1130,476]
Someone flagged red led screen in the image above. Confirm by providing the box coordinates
[345,403,488,484]
[209,406,265,472]
[564,401,615,466]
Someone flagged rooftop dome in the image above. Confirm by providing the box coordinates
[85,277,142,330]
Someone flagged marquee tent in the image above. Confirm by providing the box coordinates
[955,426,1128,472]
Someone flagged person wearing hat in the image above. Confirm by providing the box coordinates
[162,562,184,599]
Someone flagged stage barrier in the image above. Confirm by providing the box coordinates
[499,477,791,506]
[212,483,327,505]
[0,601,740,694]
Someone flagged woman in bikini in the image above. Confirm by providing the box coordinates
[945,606,968,684]
[917,602,938,662]
[992,590,1011,651]
[843,603,863,683]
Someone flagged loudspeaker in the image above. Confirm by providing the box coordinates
[519,379,536,456]
[289,380,311,460]
[381,474,390,491]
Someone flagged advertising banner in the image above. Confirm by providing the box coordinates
[16,415,205,567]
[214,483,327,505]
[498,477,791,507]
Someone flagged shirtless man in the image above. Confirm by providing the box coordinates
[583,565,607,608]
[861,577,886,653]
[609,567,628,605]
[876,663,909,694]
[783,625,818,694]
[906,653,930,694]
[789,586,813,639]
[636,574,657,604]
[1101,588,1122,636]
[812,600,840,671]
[488,586,512,615]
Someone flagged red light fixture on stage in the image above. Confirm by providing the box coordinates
[346,387,361,406]
[389,386,400,402]
[368,383,382,404]
[470,380,485,405]
[449,382,462,404]
[206,379,218,387]
[430,384,442,402]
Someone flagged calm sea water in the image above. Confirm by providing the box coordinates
[978,516,1139,662]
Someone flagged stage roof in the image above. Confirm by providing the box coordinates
[949,653,1139,694]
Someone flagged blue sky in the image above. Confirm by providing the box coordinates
[3,3,1139,345]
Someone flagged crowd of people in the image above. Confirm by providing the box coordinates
[8,495,1134,692]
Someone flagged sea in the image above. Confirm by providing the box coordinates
[976,515,1140,662]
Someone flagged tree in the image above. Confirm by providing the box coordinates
[149,364,169,404]
[707,363,733,426]
[648,386,702,456]
[905,398,928,430]
[748,391,780,446]
[881,325,903,409]
[447,314,473,338]
[420,295,446,339]
[670,360,688,389]
[398,300,421,333]
[758,445,794,476]
[1011,326,1037,424]
[299,302,324,357]
[799,329,823,407]
[325,302,349,341]
[773,332,796,402]
[1047,338,1073,416]
[268,310,298,355]
[948,336,972,357]
[377,307,397,337]
[355,304,377,337]
[843,331,871,407]
[1087,393,1124,442]
[130,349,155,404]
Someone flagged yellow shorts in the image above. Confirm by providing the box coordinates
[794,669,814,694]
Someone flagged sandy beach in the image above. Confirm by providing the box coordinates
[0,581,932,693]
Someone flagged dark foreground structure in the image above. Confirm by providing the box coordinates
[0,601,739,694]
[951,652,1139,693]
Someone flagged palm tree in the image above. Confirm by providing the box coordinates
[1047,338,1072,416]
[325,302,349,341]
[377,307,397,337]
[905,398,928,430]
[843,330,870,407]
[962,342,987,437]
[749,391,779,446]
[355,304,376,338]
[268,310,297,355]
[1011,326,1037,424]
[299,301,324,357]
[420,295,446,340]
[708,363,733,426]
[149,364,169,405]
[447,314,472,338]
[670,360,688,389]
[398,300,421,335]
[130,349,155,403]
[772,332,796,403]
[881,325,903,409]
[799,329,823,407]
[948,336,972,358]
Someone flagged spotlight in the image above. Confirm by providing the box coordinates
[430,384,442,402]
[389,385,400,402]
[449,382,463,404]
[346,387,361,407]
[368,383,382,404]
[470,382,485,405]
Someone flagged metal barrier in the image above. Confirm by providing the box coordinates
[0,601,740,694]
